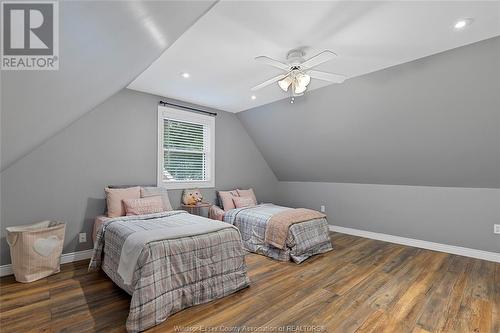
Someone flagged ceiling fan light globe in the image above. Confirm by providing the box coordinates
[294,83,307,94]
[296,73,311,88]
[278,76,292,92]
[278,80,289,92]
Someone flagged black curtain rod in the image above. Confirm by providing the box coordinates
[159,101,217,117]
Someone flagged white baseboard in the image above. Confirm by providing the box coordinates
[0,249,93,277]
[329,225,500,263]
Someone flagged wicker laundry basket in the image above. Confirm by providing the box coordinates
[6,221,66,283]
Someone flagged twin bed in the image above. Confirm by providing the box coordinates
[89,211,248,332]
[89,186,332,332]
[222,204,332,263]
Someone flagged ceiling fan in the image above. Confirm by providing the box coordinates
[251,49,346,97]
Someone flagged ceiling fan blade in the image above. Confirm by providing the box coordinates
[255,56,290,70]
[308,70,346,83]
[251,74,287,91]
[300,50,337,69]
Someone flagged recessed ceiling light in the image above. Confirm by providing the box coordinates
[454,18,472,30]
[181,72,190,78]
[251,95,256,100]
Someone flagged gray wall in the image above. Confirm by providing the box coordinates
[0,89,278,265]
[276,182,500,253]
[2,35,498,267]
[1,0,216,172]
[238,37,500,253]
[238,37,500,188]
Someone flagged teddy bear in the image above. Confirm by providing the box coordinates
[181,189,203,205]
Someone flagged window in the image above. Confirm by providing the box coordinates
[158,106,215,189]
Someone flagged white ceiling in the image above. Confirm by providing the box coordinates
[128,1,500,113]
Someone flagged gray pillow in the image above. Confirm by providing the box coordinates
[140,186,173,211]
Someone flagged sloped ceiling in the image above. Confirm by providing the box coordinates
[1,0,215,171]
[238,37,500,188]
[128,0,500,112]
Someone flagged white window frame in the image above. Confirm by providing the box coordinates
[157,106,215,189]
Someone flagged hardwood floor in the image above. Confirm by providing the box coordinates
[1,233,498,332]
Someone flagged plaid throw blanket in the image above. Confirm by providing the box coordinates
[89,211,249,332]
[224,204,332,263]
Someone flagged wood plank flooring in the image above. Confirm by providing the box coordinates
[1,233,498,332]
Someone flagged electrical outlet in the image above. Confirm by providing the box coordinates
[494,224,500,234]
[79,233,87,243]
[320,205,326,213]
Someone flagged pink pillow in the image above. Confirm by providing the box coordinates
[123,196,164,216]
[233,196,256,208]
[105,187,141,217]
[218,190,239,210]
[236,188,257,205]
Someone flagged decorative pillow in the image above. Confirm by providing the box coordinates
[236,188,257,205]
[140,186,173,211]
[218,190,239,211]
[123,196,164,216]
[105,186,141,217]
[233,196,256,208]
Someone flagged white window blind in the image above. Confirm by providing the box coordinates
[163,119,206,182]
[158,106,215,189]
